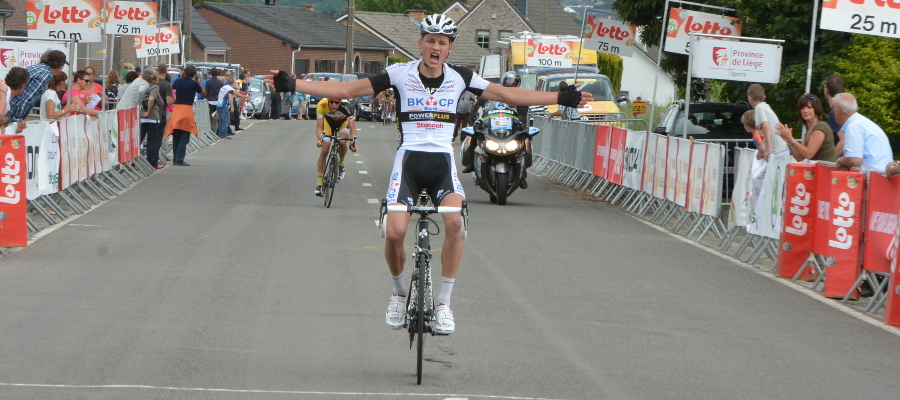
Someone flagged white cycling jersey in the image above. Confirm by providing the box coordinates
[370,59,490,152]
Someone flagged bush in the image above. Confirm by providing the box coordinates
[596,53,623,94]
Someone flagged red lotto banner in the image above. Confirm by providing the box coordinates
[593,124,611,179]
[862,173,900,274]
[776,163,816,278]
[0,135,27,247]
[823,171,865,299]
[607,127,626,185]
[884,207,900,327]
[811,163,837,256]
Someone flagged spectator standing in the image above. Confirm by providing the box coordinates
[216,79,235,140]
[549,82,580,121]
[121,62,135,79]
[155,64,174,138]
[823,74,847,156]
[747,83,789,160]
[776,94,836,162]
[40,71,79,120]
[741,110,764,149]
[106,70,121,109]
[66,70,101,118]
[3,49,67,133]
[833,93,893,171]
[165,65,205,166]
[2,67,30,133]
[268,81,282,119]
[83,66,105,111]
[139,68,165,169]
[116,69,149,110]
[204,68,224,116]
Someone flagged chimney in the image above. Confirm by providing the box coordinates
[301,3,314,12]
[408,9,426,22]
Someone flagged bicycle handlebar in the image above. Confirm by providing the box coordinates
[386,204,462,214]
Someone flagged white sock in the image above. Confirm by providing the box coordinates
[392,273,407,296]
[437,277,455,307]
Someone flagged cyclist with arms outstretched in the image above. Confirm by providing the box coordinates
[314,97,357,196]
[265,13,591,335]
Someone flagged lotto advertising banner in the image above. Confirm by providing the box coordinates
[821,0,900,40]
[691,37,784,84]
[583,16,637,57]
[607,127,626,185]
[0,135,27,247]
[509,40,596,66]
[593,124,612,179]
[811,163,838,255]
[642,134,659,194]
[674,138,691,207]
[776,163,817,279]
[823,171,865,299]
[665,135,678,202]
[729,148,755,227]
[653,136,667,199]
[135,25,181,58]
[0,41,69,78]
[686,142,707,213]
[665,8,742,55]
[26,0,103,43]
[104,1,158,36]
[525,38,574,68]
[748,155,790,240]
[862,173,900,274]
[700,144,722,217]
[884,213,900,326]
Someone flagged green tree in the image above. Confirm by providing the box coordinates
[835,35,900,139]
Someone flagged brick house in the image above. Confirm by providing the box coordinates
[335,11,420,62]
[0,0,14,35]
[198,2,394,77]
[162,0,230,64]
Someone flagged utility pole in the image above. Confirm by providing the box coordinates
[345,0,356,73]
[184,0,192,62]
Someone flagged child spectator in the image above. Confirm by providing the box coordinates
[741,109,762,149]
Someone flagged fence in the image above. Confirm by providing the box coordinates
[0,101,219,249]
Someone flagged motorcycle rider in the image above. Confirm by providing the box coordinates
[461,71,533,188]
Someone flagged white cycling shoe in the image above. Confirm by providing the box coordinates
[433,304,455,335]
[385,294,407,330]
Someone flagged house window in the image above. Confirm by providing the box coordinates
[336,60,345,73]
[315,59,334,73]
[499,30,513,40]
[364,61,384,74]
[294,59,309,76]
[476,30,490,49]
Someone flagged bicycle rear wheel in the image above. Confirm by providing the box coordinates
[323,147,337,207]
[415,254,426,385]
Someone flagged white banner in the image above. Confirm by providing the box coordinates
[642,134,659,194]
[675,138,691,207]
[583,16,636,57]
[135,25,181,58]
[0,41,69,78]
[665,8,742,55]
[21,122,45,200]
[43,122,60,195]
[666,135,678,202]
[525,38,573,68]
[700,144,722,217]
[820,0,900,39]
[104,1,159,36]
[26,0,103,43]
[749,154,791,239]
[103,110,119,171]
[654,136,668,199]
[691,37,783,84]
[729,148,754,226]
[59,114,71,190]
[687,142,708,213]
[623,130,646,189]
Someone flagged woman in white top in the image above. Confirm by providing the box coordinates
[41,71,80,120]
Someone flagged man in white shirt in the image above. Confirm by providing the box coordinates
[833,92,893,171]
[116,74,149,109]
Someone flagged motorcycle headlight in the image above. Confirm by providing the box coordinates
[504,141,519,152]
[485,140,500,152]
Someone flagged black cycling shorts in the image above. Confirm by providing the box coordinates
[386,150,465,206]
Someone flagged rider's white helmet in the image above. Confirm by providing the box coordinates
[418,14,458,42]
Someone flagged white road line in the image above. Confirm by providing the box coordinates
[363,183,372,187]
[356,161,364,163]
[632,216,900,337]
[360,171,368,174]
[0,383,565,399]
[368,199,380,203]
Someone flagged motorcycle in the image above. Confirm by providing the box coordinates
[461,101,540,205]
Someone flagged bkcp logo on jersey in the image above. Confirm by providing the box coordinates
[0,49,13,68]
[712,47,728,67]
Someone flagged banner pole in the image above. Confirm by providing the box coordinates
[648,0,670,131]
[804,0,820,94]
[682,33,694,139]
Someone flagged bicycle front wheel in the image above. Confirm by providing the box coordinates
[415,254,426,385]
[323,147,338,208]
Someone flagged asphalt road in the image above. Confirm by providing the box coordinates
[2,119,900,400]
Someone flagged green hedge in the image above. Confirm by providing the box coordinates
[596,53,623,95]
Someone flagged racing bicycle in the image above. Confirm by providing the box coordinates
[378,190,468,384]
[321,135,355,208]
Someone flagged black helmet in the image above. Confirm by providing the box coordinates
[419,14,458,41]
[501,71,520,87]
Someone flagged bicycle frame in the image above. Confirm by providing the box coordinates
[321,135,354,208]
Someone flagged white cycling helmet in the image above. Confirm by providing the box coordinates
[419,14,458,41]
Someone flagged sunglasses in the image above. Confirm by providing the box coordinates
[328,100,341,104]
[805,94,817,100]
